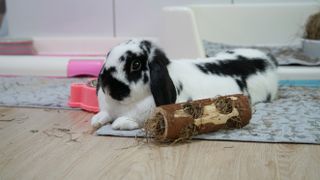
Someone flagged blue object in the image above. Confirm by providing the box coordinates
[279,80,320,87]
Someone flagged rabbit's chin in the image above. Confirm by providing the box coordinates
[118,98,133,105]
[109,94,146,105]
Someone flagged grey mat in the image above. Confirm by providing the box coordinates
[97,86,320,144]
[1,77,320,144]
[0,76,89,109]
[203,41,320,66]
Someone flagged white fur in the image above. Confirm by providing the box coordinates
[92,87,155,130]
[168,49,278,103]
[91,40,278,130]
[168,60,242,103]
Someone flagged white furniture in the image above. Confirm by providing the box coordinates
[161,3,320,80]
[0,37,125,77]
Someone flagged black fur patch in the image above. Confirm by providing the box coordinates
[149,49,176,106]
[143,72,149,84]
[152,49,171,66]
[106,51,111,58]
[235,78,247,92]
[140,40,151,54]
[265,93,272,102]
[96,82,101,96]
[196,56,268,80]
[96,63,106,95]
[99,67,131,101]
[176,81,183,95]
[267,53,278,67]
[122,50,148,83]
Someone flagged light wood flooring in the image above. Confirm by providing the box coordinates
[0,107,319,180]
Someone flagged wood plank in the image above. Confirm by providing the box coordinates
[0,107,319,180]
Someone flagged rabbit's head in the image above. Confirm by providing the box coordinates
[98,39,176,105]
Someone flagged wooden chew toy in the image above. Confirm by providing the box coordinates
[144,94,252,143]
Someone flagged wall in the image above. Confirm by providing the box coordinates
[5,0,319,38]
[6,0,114,37]
[114,0,228,37]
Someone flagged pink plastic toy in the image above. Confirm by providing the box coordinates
[67,60,104,77]
[68,79,99,112]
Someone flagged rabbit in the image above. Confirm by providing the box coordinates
[91,39,278,130]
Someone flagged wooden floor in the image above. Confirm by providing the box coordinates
[0,107,319,180]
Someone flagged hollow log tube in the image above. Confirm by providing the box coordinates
[147,94,252,142]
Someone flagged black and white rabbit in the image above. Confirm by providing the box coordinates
[91,39,278,130]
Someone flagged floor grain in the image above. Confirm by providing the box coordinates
[0,107,319,180]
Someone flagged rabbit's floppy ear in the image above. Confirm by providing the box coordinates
[148,48,176,106]
[96,50,111,95]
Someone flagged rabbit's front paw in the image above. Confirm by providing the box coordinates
[111,117,139,130]
[91,111,111,128]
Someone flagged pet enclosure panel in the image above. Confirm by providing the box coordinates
[161,3,320,80]
[162,3,320,59]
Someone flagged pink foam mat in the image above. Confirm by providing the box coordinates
[67,60,104,77]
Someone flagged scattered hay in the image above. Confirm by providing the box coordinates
[304,11,320,40]
[215,96,233,114]
[171,123,198,144]
[43,128,80,143]
[30,130,39,133]
[182,102,203,119]
[225,116,243,129]
[87,79,98,87]
[144,103,202,144]
[55,128,70,132]
[223,146,234,149]
[144,114,198,144]
[144,113,165,143]
[0,113,28,122]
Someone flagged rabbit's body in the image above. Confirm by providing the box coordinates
[91,39,278,130]
[168,49,278,104]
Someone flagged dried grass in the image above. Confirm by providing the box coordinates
[215,96,234,114]
[144,113,166,143]
[182,102,203,119]
[305,11,320,40]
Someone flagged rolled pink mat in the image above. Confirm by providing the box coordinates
[67,60,104,77]
[0,38,37,55]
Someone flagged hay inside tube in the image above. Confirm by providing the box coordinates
[144,94,252,143]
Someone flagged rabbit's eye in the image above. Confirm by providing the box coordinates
[131,60,141,72]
